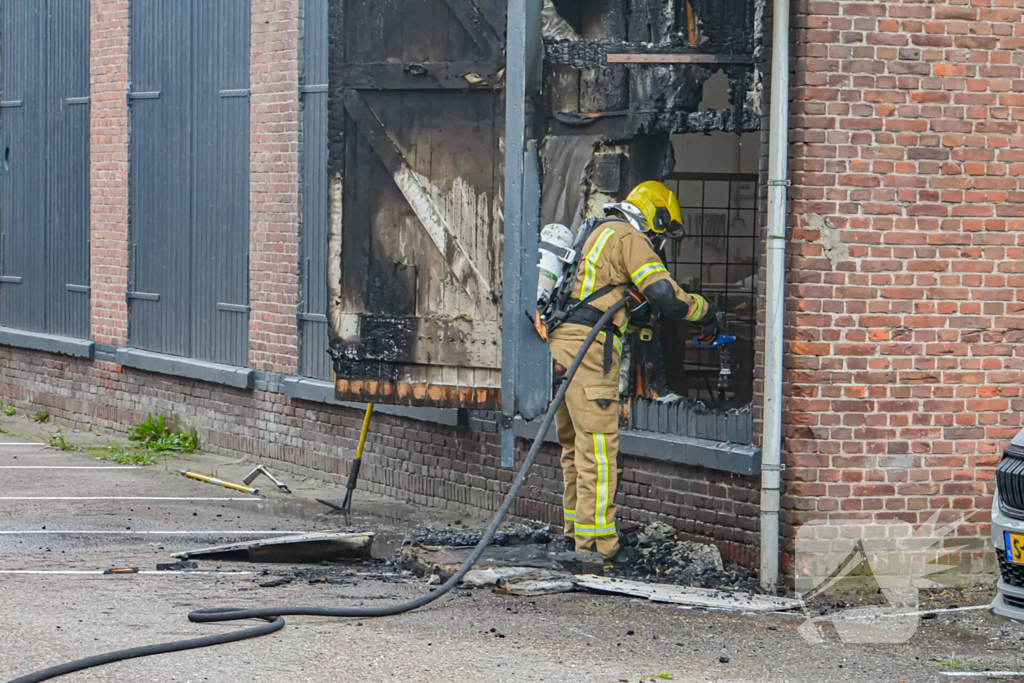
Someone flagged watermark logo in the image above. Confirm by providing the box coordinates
[794,511,973,644]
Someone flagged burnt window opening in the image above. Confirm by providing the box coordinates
[662,172,757,409]
[623,168,758,447]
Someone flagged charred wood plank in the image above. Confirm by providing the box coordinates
[548,107,761,137]
[607,53,755,64]
[546,38,755,69]
[443,0,504,59]
[342,89,495,304]
[340,62,503,90]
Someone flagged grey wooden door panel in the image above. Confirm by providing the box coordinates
[129,0,250,365]
[0,0,90,338]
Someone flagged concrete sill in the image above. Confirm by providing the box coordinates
[513,416,761,476]
[0,327,94,359]
[114,348,254,390]
[281,377,463,426]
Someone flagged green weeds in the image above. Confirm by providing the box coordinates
[33,408,50,423]
[96,440,159,466]
[129,414,199,453]
[49,433,77,451]
[935,653,978,671]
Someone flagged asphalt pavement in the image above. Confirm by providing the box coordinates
[1,431,1023,683]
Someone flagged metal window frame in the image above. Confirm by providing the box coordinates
[663,171,759,409]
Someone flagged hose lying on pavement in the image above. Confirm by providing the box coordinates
[9,298,629,683]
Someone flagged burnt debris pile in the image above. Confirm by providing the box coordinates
[400,520,761,593]
[612,522,761,593]
[404,523,554,549]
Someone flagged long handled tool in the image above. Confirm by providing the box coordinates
[340,403,374,514]
[180,470,258,496]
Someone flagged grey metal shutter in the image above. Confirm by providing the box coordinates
[48,1,92,339]
[298,0,331,380]
[128,0,250,367]
[0,0,90,338]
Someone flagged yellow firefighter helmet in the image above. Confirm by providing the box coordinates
[625,180,684,235]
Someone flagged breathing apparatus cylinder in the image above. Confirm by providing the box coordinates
[536,223,575,306]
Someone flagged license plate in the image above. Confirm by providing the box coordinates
[1006,532,1024,565]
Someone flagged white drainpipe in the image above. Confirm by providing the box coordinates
[761,0,791,595]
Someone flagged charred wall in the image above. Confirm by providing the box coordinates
[542,0,762,137]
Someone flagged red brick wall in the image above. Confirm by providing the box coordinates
[249,0,302,374]
[784,0,1020,555]
[89,0,130,345]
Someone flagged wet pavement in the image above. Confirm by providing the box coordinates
[2,428,1024,682]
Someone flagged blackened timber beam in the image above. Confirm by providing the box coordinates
[545,38,756,69]
[547,106,761,137]
[340,62,503,90]
[444,0,504,59]
[607,53,756,64]
[341,90,493,303]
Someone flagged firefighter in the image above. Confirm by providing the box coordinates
[548,180,718,565]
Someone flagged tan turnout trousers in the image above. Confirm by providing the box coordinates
[550,323,622,558]
[547,218,707,559]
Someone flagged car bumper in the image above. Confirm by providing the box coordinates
[991,493,1024,622]
[993,580,1024,622]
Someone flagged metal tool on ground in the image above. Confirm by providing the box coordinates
[339,403,374,514]
[242,465,291,493]
[11,299,628,683]
[315,498,346,514]
[179,470,259,496]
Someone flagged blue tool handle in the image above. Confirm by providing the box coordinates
[692,334,737,349]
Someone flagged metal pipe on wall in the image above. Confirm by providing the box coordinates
[760,0,791,594]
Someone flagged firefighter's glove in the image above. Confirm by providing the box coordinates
[625,288,652,326]
[696,307,720,345]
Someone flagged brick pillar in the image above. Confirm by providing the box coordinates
[89,0,130,346]
[249,0,302,374]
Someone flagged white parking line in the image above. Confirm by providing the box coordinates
[842,604,990,620]
[939,673,1024,678]
[0,569,402,579]
[0,530,296,535]
[0,466,138,470]
[0,570,258,576]
[0,442,48,446]
[0,497,263,501]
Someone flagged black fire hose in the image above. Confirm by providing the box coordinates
[8,298,630,683]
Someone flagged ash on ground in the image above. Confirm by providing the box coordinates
[611,522,762,593]
[400,520,762,593]
[403,522,553,548]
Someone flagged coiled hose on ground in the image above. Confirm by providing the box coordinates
[9,298,629,683]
